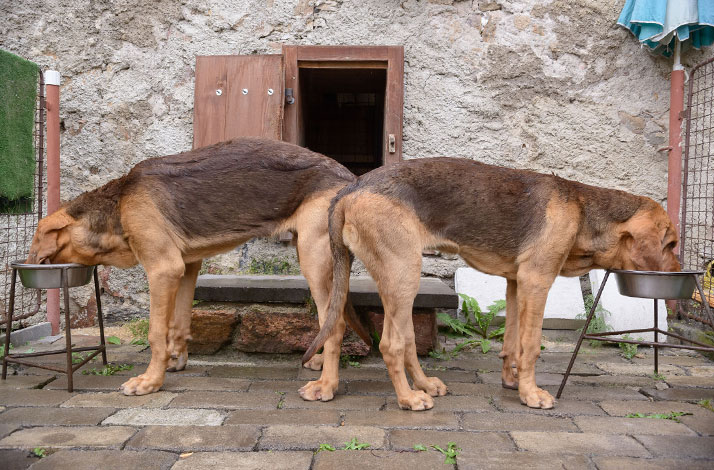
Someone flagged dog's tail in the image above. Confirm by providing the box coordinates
[302,194,365,363]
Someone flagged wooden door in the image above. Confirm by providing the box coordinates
[193,55,284,149]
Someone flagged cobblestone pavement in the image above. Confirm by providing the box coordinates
[1,335,713,469]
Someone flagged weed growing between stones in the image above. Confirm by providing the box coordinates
[618,334,644,359]
[343,437,370,450]
[127,318,149,346]
[698,399,714,412]
[576,294,612,347]
[82,363,133,376]
[315,444,335,453]
[431,442,460,464]
[31,447,47,458]
[625,411,693,423]
[431,294,505,358]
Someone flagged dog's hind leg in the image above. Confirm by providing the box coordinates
[296,214,346,402]
[167,260,202,372]
[500,279,519,389]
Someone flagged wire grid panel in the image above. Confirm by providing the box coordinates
[682,57,714,325]
[1,70,44,323]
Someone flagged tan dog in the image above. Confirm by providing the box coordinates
[27,137,370,395]
[303,157,680,410]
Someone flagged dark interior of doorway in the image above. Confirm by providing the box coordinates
[299,67,386,175]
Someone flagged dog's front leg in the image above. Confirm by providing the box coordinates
[167,260,202,372]
[515,269,555,409]
[500,279,520,389]
[121,258,184,396]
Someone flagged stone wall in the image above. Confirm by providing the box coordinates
[2,0,712,322]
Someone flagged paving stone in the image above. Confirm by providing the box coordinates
[29,449,177,470]
[46,375,127,391]
[249,379,346,394]
[665,376,714,388]
[347,380,397,395]
[574,416,697,435]
[570,374,662,387]
[389,429,514,452]
[47,374,251,392]
[169,391,278,409]
[0,426,136,448]
[0,389,72,406]
[126,425,260,451]
[0,449,40,470]
[548,384,647,401]
[282,393,386,410]
[635,435,714,459]
[426,369,478,383]
[595,363,685,376]
[593,456,714,470]
[61,391,176,408]
[441,382,503,396]
[0,424,18,439]
[102,408,225,426]
[511,431,649,456]
[536,360,602,375]
[598,400,705,417]
[494,395,605,416]
[209,366,301,380]
[224,409,340,426]
[260,424,386,450]
[680,414,714,435]
[641,387,714,402]
[344,410,459,429]
[0,375,55,389]
[0,406,115,426]
[171,451,312,470]
[385,395,495,412]
[299,366,388,381]
[116,364,206,376]
[458,451,590,470]
[462,411,577,432]
[313,449,448,469]
[479,372,564,386]
[689,366,714,377]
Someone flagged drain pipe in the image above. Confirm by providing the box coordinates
[45,70,61,335]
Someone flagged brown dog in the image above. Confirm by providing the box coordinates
[303,157,680,410]
[27,137,369,395]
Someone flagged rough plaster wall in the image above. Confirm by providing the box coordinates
[1,0,712,321]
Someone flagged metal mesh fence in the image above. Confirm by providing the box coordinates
[681,57,714,327]
[0,70,45,325]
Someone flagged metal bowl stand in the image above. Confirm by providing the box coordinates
[2,265,107,392]
[557,270,714,399]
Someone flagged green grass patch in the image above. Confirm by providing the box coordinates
[81,363,133,376]
[625,411,692,423]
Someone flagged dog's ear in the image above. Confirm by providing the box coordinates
[27,210,74,264]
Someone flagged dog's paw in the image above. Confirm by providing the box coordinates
[302,353,324,371]
[120,374,163,396]
[298,379,336,402]
[167,350,188,372]
[397,390,434,411]
[415,376,447,397]
[519,387,555,409]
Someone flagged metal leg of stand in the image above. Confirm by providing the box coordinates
[2,269,17,380]
[62,268,74,393]
[653,298,659,375]
[94,267,107,365]
[557,270,611,399]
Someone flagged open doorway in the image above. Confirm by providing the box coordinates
[299,67,386,175]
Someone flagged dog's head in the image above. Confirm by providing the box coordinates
[27,208,136,267]
[616,200,681,272]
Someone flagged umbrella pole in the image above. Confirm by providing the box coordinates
[667,38,685,254]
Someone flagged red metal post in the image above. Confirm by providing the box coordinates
[667,69,685,252]
[45,70,61,335]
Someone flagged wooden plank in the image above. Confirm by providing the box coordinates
[384,46,404,164]
[282,45,300,145]
[193,56,227,149]
[224,55,284,140]
[298,60,388,69]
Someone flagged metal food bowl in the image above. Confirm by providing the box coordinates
[11,261,95,289]
[613,269,704,300]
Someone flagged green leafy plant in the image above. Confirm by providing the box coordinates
[651,372,667,381]
[698,399,714,412]
[81,363,133,376]
[433,295,505,358]
[316,443,335,453]
[32,447,47,458]
[71,352,89,364]
[128,318,149,346]
[618,334,643,359]
[0,342,12,357]
[431,442,460,464]
[106,336,121,345]
[625,411,693,423]
[413,443,428,451]
[340,354,361,368]
[343,437,370,450]
[576,294,612,347]
[370,330,381,348]
[276,391,286,409]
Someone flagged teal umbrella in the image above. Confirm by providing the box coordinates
[617,0,714,245]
